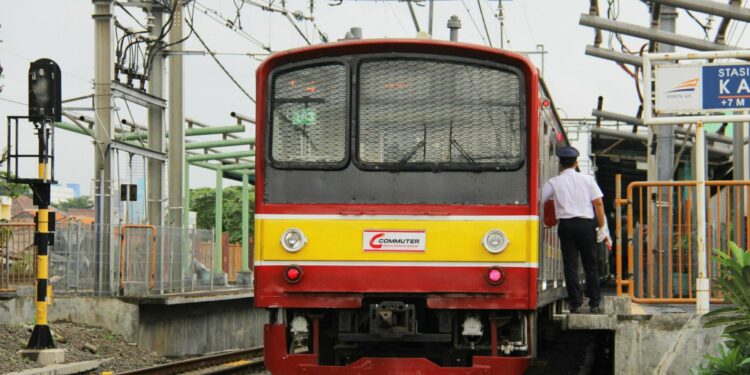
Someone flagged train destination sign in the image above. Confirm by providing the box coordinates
[655,63,750,113]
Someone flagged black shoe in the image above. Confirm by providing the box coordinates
[590,306,602,314]
[570,306,581,314]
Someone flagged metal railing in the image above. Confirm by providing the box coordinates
[616,179,750,303]
[0,223,36,292]
[0,221,251,296]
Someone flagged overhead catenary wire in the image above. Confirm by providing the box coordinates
[476,0,494,47]
[186,19,256,103]
[194,1,272,51]
[460,0,489,46]
[240,0,316,46]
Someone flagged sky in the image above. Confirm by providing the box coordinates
[0,0,744,197]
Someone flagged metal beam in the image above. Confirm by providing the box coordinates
[592,109,644,126]
[117,125,245,141]
[585,45,643,67]
[186,151,255,162]
[579,13,739,51]
[651,0,750,22]
[110,140,167,161]
[230,112,256,124]
[111,80,166,108]
[185,138,255,150]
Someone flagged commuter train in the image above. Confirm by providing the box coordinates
[253,38,577,374]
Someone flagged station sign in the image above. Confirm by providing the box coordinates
[655,63,750,113]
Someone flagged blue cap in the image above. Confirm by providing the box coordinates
[556,146,579,159]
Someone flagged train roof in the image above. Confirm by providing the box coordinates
[257,38,537,76]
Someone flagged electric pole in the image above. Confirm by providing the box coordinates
[168,0,184,229]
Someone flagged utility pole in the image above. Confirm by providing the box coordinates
[168,0,184,229]
[93,0,114,292]
[655,5,677,298]
[147,5,164,227]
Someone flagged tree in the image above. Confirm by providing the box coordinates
[56,195,93,212]
[189,186,254,243]
[0,149,31,198]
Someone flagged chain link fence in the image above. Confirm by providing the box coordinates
[0,221,247,297]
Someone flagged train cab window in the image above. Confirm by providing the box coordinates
[270,63,347,168]
[357,59,524,170]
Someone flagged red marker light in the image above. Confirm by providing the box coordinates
[542,99,551,108]
[487,267,504,285]
[285,266,303,283]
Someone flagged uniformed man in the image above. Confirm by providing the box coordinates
[541,146,609,314]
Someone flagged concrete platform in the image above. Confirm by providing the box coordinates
[560,296,726,375]
[18,349,65,366]
[7,359,106,375]
[1,288,266,357]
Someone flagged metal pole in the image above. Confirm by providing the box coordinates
[696,121,710,315]
[147,5,164,228]
[93,0,113,293]
[168,0,184,229]
[241,173,250,273]
[182,157,191,276]
[733,114,745,247]
[656,5,676,299]
[428,0,434,35]
[214,168,223,274]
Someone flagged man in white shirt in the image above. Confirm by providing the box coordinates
[541,146,609,314]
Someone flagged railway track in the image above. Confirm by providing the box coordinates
[118,347,264,375]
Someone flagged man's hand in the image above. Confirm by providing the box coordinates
[597,226,612,251]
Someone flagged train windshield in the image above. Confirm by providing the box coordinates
[270,63,347,167]
[358,59,524,170]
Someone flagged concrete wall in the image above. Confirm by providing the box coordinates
[137,298,267,357]
[611,311,725,374]
[0,296,139,342]
[0,295,267,357]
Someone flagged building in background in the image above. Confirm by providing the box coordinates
[51,185,76,204]
[66,183,81,198]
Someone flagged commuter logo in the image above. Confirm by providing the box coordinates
[363,230,426,252]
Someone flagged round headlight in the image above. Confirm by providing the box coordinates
[281,228,307,253]
[482,229,509,254]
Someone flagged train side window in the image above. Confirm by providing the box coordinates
[270,63,348,168]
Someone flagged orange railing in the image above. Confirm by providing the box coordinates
[616,179,750,303]
[0,223,36,292]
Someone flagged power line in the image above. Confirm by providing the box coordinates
[0,96,27,106]
[460,0,489,45]
[186,19,256,103]
[476,0,493,47]
[194,1,272,51]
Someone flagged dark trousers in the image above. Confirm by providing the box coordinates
[558,218,601,308]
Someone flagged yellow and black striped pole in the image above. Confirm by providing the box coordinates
[27,136,55,349]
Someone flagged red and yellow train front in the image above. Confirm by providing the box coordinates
[254,40,540,375]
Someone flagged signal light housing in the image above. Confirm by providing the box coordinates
[284,265,303,284]
[487,267,505,285]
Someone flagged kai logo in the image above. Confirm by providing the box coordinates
[667,78,699,94]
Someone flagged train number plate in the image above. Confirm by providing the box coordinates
[363,230,426,252]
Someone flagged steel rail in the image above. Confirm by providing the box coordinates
[117,347,264,375]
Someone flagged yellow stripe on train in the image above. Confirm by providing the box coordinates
[255,217,539,263]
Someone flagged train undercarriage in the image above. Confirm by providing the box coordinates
[264,296,536,375]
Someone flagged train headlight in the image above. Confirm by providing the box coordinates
[281,228,307,252]
[482,229,509,254]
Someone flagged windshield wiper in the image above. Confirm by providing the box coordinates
[450,138,478,166]
[397,141,425,165]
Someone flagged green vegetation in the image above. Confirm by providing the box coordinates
[189,186,254,243]
[695,242,750,375]
[55,195,93,211]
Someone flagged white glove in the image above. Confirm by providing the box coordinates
[596,226,610,243]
